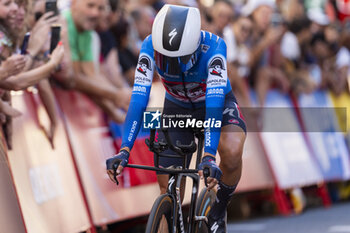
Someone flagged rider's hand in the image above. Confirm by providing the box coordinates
[106,149,130,183]
[198,155,222,190]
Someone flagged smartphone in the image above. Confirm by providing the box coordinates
[50,25,61,54]
[20,32,31,55]
[45,0,58,17]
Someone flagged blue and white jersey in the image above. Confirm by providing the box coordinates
[121,31,232,156]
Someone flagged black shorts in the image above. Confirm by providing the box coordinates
[154,91,246,174]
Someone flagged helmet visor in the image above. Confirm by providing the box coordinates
[154,46,200,75]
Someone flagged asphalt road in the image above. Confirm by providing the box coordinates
[227,203,350,233]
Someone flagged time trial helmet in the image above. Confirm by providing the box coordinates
[152,4,201,75]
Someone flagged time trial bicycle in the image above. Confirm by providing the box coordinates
[112,128,216,233]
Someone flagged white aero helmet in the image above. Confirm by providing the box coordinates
[152,4,201,75]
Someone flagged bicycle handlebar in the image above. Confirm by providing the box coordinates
[146,129,198,156]
[112,163,211,187]
[110,128,210,186]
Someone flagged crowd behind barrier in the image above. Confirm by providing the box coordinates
[1,0,350,232]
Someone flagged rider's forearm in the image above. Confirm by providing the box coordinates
[203,100,224,156]
[120,100,147,150]
[204,83,225,156]
[120,82,152,150]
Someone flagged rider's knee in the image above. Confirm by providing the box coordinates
[158,176,169,194]
[219,142,243,172]
[159,186,167,195]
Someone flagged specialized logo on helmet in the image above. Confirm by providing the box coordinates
[209,57,225,77]
[137,55,152,76]
[168,28,177,46]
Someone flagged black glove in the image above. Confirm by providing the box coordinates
[198,156,222,181]
[106,150,130,184]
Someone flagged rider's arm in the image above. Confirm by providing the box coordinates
[120,36,155,151]
[204,40,228,157]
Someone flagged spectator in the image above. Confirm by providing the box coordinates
[308,32,335,89]
[325,22,341,45]
[56,0,130,123]
[280,0,305,23]
[209,0,234,37]
[97,0,127,89]
[0,0,26,80]
[242,0,288,106]
[307,8,330,34]
[165,0,198,7]
[333,44,350,95]
[111,15,138,86]
[19,0,61,148]
[309,31,348,96]
[129,6,155,52]
[223,15,253,106]
[1,3,62,89]
[0,0,64,149]
[140,0,165,12]
[328,0,350,22]
[280,16,315,95]
[0,0,19,59]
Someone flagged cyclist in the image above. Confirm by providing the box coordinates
[106,4,246,232]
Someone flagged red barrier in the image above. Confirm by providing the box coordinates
[54,89,160,224]
[8,91,91,233]
[236,132,275,193]
[0,131,27,233]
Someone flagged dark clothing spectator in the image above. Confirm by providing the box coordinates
[99,31,117,62]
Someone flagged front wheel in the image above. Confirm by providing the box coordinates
[193,187,216,233]
[145,194,174,233]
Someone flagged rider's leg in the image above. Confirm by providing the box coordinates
[218,125,245,186]
[207,125,246,232]
[157,174,187,201]
[155,130,192,201]
[157,174,169,195]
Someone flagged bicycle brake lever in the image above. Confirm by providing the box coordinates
[113,167,119,186]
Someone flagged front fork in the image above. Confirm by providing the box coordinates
[167,173,200,233]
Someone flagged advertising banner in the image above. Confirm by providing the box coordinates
[54,89,160,224]
[298,90,350,180]
[236,131,275,192]
[259,90,323,189]
[8,91,91,233]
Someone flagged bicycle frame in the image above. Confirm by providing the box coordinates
[123,129,206,233]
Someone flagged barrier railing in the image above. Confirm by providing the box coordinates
[3,84,350,231]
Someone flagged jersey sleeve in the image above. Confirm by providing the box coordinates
[204,39,228,156]
[121,36,155,150]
